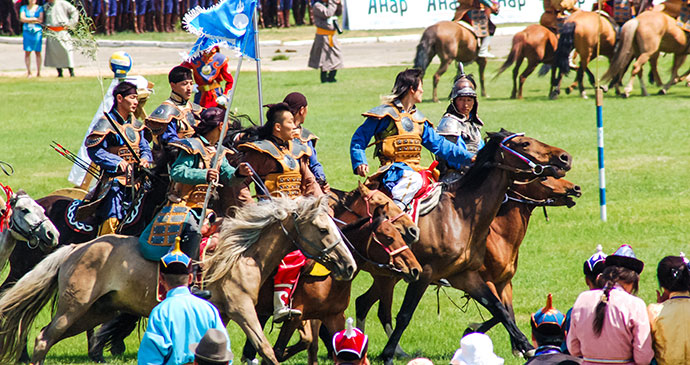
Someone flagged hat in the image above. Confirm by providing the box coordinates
[332,318,368,362]
[450,77,477,99]
[407,358,434,365]
[190,328,234,364]
[605,244,644,274]
[450,333,504,365]
[160,237,192,274]
[530,294,565,336]
[583,244,607,278]
[282,92,308,114]
[109,51,132,79]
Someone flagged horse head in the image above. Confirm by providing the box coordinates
[293,196,357,281]
[354,182,420,244]
[7,190,60,252]
[510,177,582,208]
[344,204,422,283]
[487,129,572,180]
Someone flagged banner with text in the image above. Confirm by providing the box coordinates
[343,0,598,30]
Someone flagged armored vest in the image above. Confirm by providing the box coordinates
[85,114,145,186]
[364,103,428,171]
[239,139,311,198]
[190,52,228,86]
[678,0,690,32]
[436,113,483,154]
[613,0,633,24]
[167,137,220,209]
[295,126,319,147]
[145,96,202,145]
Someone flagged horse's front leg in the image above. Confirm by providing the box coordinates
[228,298,280,365]
[477,56,488,97]
[241,313,270,364]
[659,54,687,95]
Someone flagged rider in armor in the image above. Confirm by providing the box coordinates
[145,66,203,168]
[436,74,484,180]
[283,92,329,191]
[181,46,234,109]
[140,107,252,299]
[350,68,474,209]
[453,0,499,58]
[540,0,577,33]
[80,81,153,235]
[678,0,690,32]
[236,103,324,322]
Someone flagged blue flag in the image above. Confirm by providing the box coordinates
[183,0,258,60]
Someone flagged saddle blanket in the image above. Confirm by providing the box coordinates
[456,20,479,39]
[407,182,443,224]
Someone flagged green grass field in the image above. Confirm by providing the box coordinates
[1,57,689,364]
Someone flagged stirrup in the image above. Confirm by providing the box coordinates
[273,307,302,323]
[190,286,212,300]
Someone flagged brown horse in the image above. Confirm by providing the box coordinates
[358,130,571,364]
[0,196,357,365]
[241,204,423,365]
[550,10,617,99]
[414,20,487,102]
[354,176,580,355]
[602,10,689,97]
[495,24,558,99]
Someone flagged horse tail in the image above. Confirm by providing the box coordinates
[554,22,576,76]
[0,244,76,362]
[602,18,639,84]
[414,27,436,75]
[538,64,552,77]
[495,31,525,79]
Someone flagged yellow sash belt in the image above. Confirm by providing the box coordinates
[316,26,335,47]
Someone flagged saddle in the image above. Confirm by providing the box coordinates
[595,9,620,33]
[408,182,443,223]
[64,199,98,234]
[455,20,479,39]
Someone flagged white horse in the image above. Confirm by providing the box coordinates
[0,189,60,273]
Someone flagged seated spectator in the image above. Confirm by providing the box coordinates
[332,318,369,365]
[450,332,504,365]
[526,293,582,364]
[138,238,229,365]
[561,245,608,353]
[647,255,690,365]
[190,328,234,365]
[566,244,653,365]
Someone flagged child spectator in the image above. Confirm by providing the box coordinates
[526,293,582,364]
[450,332,504,365]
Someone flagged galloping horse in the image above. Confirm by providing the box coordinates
[241,204,423,365]
[602,10,689,97]
[550,9,617,99]
[414,20,487,102]
[358,130,572,364]
[0,196,357,365]
[495,24,558,99]
[0,188,59,273]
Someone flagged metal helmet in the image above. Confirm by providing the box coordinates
[109,51,132,79]
[450,76,477,100]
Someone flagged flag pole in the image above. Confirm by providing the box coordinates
[254,7,265,125]
[595,0,607,222]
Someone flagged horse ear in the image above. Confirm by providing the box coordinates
[16,189,26,196]
[357,181,371,196]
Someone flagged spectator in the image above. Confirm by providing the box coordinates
[566,244,654,365]
[43,0,78,77]
[647,255,690,365]
[332,318,369,365]
[138,238,229,365]
[19,0,43,77]
[190,328,234,365]
[308,0,343,83]
[408,358,434,365]
[526,293,582,365]
[450,332,504,365]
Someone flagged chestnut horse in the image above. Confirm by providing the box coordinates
[550,10,617,99]
[0,196,357,365]
[414,20,487,102]
[495,24,558,99]
[602,10,689,97]
[241,204,423,365]
[360,130,571,364]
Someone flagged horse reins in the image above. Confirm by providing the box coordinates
[496,133,559,176]
[0,160,14,176]
[279,212,342,266]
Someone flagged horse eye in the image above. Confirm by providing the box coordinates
[319,228,329,234]
[521,141,530,148]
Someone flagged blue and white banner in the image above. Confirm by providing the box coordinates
[343,0,598,30]
[183,0,258,59]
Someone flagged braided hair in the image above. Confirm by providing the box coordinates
[592,266,640,336]
[657,256,690,293]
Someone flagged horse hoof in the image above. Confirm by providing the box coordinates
[88,354,106,363]
[110,339,125,356]
[394,344,411,358]
[657,89,667,95]
[565,88,571,95]
[622,93,630,99]
[581,93,588,99]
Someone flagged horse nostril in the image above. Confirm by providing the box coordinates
[411,268,420,280]
[407,226,420,242]
[559,153,570,164]
[347,265,355,278]
[573,185,582,194]
[46,231,54,239]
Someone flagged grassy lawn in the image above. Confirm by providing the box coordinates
[1,57,689,364]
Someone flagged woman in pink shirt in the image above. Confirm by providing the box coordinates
[566,245,654,365]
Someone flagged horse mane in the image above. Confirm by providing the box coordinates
[454,128,514,191]
[203,195,330,284]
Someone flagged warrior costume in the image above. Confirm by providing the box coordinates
[678,0,690,32]
[540,0,577,33]
[82,109,153,235]
[294,126,327,186]
[237,136,322,322]
[453,0,496,57]
[146,91,203,148]
[181,48,234,109]
[350,99,473,208]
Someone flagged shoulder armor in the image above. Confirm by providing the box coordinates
[191,103,203,114]
[146,102,182,125]
[362,104,400,120]
[290,139,312,159]
[212,53,228,67]
[298,127,318,143]
[85,116,144,147]
[436,113,466,136]
[411,109,430,125]
[239,140,282,160]
[169,137,207,158]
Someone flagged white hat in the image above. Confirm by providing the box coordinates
[450,333,504,365]
[408,358,434,365]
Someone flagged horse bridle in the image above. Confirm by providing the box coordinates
[497,133,558,176]
[279,212,342,266]
[0,184,51,248]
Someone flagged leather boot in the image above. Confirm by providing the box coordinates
[327,70,337,83]
[477,36,495,58]
[154,11,162,32]
[282,8,290,27]
[320,70,327,83]
[104,15,111,35]
[276,10,284,28]
[273,289,301,323]
[57,68,63,77]
[171,13,178,31]
[164,13,172,32]
[135,14,143,33]
[180,227,211,299]
[68,67,75,77]
[109,16,116,34]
